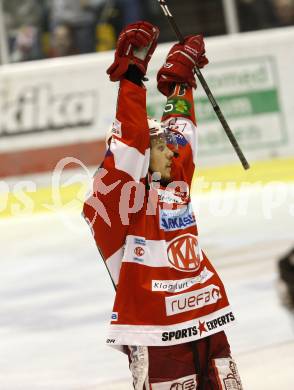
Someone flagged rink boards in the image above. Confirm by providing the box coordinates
[1,27,294,177]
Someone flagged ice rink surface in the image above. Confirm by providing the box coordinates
[1,183,294,389]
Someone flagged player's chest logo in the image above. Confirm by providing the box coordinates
[159,203,196,231]
[167,234,202,272]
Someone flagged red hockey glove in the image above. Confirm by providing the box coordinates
[157,35,209,96]
[107,21,159,82]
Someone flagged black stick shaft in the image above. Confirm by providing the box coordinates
[158,0,250,170]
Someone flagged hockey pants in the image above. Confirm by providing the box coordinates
[127,331,243,390]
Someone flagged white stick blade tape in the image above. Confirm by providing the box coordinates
[165,6,172,17]
[158,1,172,17]
[159,4,168,16]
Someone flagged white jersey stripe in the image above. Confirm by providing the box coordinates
[123,234,203,269]
[106,246,124,285]
[110,138,149,181]
[124,235,169,267]
[107,307,235,346]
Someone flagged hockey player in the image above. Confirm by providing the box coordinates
[278,246,294,307]
[83,21,243,389]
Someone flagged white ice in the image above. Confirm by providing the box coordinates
[0,183,294,389]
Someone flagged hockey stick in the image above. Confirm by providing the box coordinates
[157,0,250,170]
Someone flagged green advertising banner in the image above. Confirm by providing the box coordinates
[147,56,287,157]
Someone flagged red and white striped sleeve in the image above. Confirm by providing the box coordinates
[105,79,150,182]
[161,84,198,186]
[83,79,150,284]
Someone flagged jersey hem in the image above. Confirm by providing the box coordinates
[106,307,235,347]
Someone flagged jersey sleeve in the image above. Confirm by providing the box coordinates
[105,78,150,182]
[161,84,198,186]
[83,79,149,285]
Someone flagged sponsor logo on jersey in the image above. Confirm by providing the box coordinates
[134,237,146,246]
[161,310,234,342]
[161,326,198,342]
[197,320,208,337]
[151,374,197,390]
[206,312,235,331]
[106,338,116,344]
[167,234,202,272]
[134,246,145,257]
[111,118,122,138]
[160,203,196,231]
[133,238,146,262]
[151,267,214,293]
[111,312,118,321]
[165,285,222,316]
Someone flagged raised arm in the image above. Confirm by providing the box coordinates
[104,21,159,183]
[157,35,209,168]
[83,22,159,283]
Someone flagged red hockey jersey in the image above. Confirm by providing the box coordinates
[83,79,235,347]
